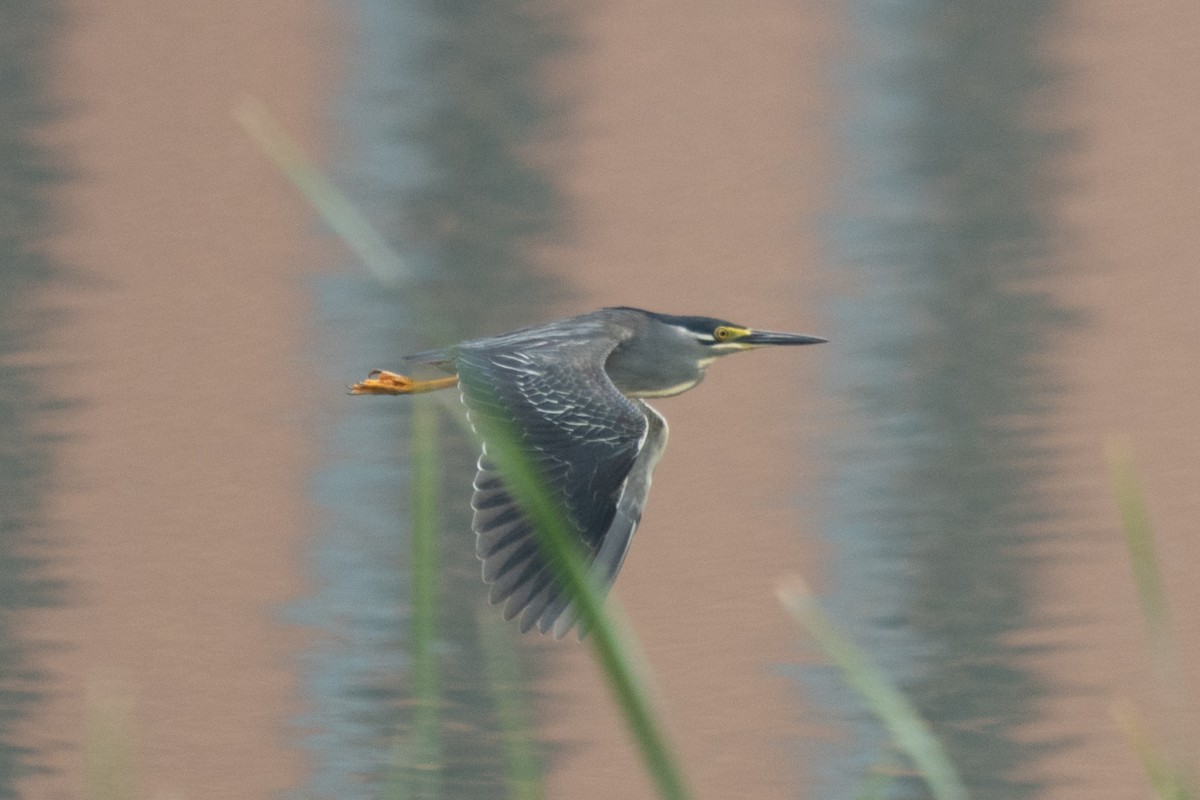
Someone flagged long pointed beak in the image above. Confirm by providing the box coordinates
[743,329,828,346]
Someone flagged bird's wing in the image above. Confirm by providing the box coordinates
[455,336,665,638]
[543,401,668,638]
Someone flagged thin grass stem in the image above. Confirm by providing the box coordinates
[446,393,694,800]
[778,576,969,800]
[386,400,443,799]
[85,680,135,800]
[477,609,547,800]
[234,96,409,287]
[1106,439,1197,799]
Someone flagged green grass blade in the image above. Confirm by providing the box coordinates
[1106,440,1197,799]
[1113,700,1195,800]
[85,680,135,800]
[451,393,693,800]
[387,399,444,799]
[1106,439,1173,648]
[234,96,409,287]
[777,577,969,800]
[477,609,547,800]
[239,93,687,799]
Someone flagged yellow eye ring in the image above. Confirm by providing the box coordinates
[713,326,735,341]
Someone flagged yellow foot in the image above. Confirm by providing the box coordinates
[348,369,459,395]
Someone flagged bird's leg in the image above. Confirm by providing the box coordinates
[348,369,459,395]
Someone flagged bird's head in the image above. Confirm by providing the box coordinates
[640,309,827,363]
[601,308,825,398]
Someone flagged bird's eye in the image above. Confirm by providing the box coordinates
[713,327,733,341]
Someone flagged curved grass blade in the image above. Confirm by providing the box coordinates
[444,388,694,800]
[1107,440,1198,799]
[234,96,409,287]
[1112,699,1196,800]
[240,95,687,799]
[1107,439,1171,644]
[777,576,969,800]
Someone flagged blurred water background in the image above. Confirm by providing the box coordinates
[1,1,1197,798]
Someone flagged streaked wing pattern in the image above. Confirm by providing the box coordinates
[455,330,657,637]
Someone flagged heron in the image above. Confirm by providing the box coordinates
[351,306,825,638]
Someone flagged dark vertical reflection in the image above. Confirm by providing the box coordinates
[403,0,569,332]
[0,2,68,794]
[817,2,1077,798]
[297,0,567,796]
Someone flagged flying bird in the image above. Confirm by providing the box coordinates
[351,306,825,638]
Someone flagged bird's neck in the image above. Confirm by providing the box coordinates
[605,346,707,398]
[621,377,705,398]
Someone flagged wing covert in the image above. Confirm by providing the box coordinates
[455,332,657,637]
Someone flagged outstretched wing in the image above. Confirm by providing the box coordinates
[455,332,666,638]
